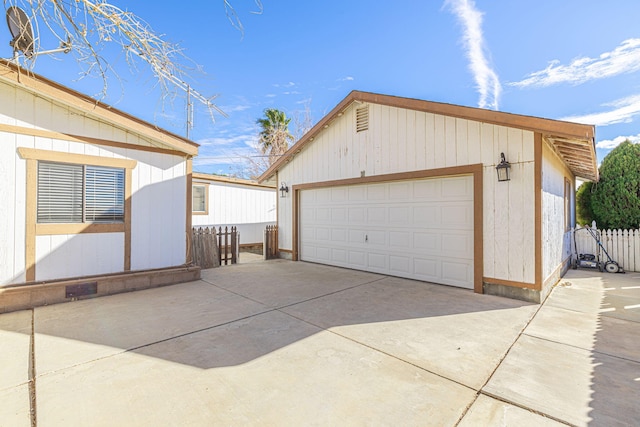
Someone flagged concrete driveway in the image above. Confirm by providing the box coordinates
[1,261,638,426]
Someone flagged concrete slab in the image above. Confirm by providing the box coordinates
[458,394,565,426]
[201,260,385,308]
[34,280,268,374]
[36,310,476,427]
[0,384,31,427]
[282,276,537,389]
[0,310,32,391]
[525,304,640,362]
[484,334,640,426]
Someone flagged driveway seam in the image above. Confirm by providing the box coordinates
[453,289,552,425]
[521,331,640,365]
[200,274,389,311]
[29,308,37,427]
[277,309,476,393]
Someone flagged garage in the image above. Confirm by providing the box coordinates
[299,175,474,289]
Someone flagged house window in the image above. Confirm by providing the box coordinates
[192,184,207,214]
[564,178,572,231]
[37,161,125,223]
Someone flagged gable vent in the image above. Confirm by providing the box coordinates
[356,105,369,132]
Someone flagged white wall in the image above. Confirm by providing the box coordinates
[277,102,537,285]
[0,79,187,284]
[541,140,573,283]
[192,180,276,244]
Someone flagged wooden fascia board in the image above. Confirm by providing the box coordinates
[259,90,596,182]
[0,61,198,156]
[192,172,276,189]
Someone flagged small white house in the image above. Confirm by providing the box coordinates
[0,61,199,312]
[260,91,598,303]
[191,172,276,247]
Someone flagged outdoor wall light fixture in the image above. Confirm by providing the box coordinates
[279,182,289,198]
[496,152,511,182]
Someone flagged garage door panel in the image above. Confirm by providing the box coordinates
[413,258,440,281]
[348,250,367,267]
[442,176,473,198]
[367,207,387,224]
[331,248,347,263]
[300,175,474,289]
[367,230,386,246]
[331,187,348,202]
[389,231,412,249]
[349,207,366,223]
[442,233,473,257]
[389,255,411,274]
[349,229,366,245]
[367,252,388,270]
[442,260,473,287]
[413,180,439,198]
[414,232,442,253]
[389,181,412,199]
[316,208,331,222]
[441,204,473,228]
[389,206,412,223]
[413,206,440,225]
[348,186,366,201]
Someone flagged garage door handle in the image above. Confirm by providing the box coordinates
[365,235,368,242]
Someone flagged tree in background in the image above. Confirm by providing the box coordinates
[579,140,640,229]
[256,108,294,166]
[575,181,594,225]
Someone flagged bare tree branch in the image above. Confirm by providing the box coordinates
[3,0,261,122]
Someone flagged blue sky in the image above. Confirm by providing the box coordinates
[6,1,640,176]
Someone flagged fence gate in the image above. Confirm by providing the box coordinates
[191,226,238,268]
[264,225,278,259]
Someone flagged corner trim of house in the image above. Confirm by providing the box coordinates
[291,164,484,293]
[0,265,201,314]
[534,132,543,291]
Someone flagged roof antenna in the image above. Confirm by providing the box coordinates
[5,6,71,63]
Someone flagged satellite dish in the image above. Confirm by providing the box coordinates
[6,6,34,58]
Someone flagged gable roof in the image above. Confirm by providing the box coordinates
[259,90,598,182]
[0,60,198,156]
[193,172,276,189]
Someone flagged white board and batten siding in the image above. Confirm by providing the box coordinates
[278,102,537,287]
[0,79,187,285]
[192,179,276,244]
[541,141,574,282]
[300,176,474,288]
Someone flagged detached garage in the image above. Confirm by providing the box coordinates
[260,91,598,303]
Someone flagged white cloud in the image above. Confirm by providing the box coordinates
[273,81,296,88]
[197,132,256,147]
[561,94,640,126]
[338,76,354,81]
[511,39,640,88]
[446,0,501,110]
[219,104,251,113]
[596,133,640,149]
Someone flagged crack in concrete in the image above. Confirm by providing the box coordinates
[29,308,37,427]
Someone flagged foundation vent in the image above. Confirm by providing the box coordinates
[356,105,369,132]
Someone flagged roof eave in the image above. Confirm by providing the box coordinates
[0,60,199,156]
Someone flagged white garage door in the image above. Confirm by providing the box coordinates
[299,175,474,289]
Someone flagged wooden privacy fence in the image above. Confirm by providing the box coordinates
[264,225,278,259]
[191,226,238,269]
[574,223,640,272]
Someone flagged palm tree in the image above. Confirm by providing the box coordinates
[256,108,294,165]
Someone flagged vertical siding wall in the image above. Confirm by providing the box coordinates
[541,141,573,283]
[191,181,277,244]
[0,80,187,284]
[278,103,536,285]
